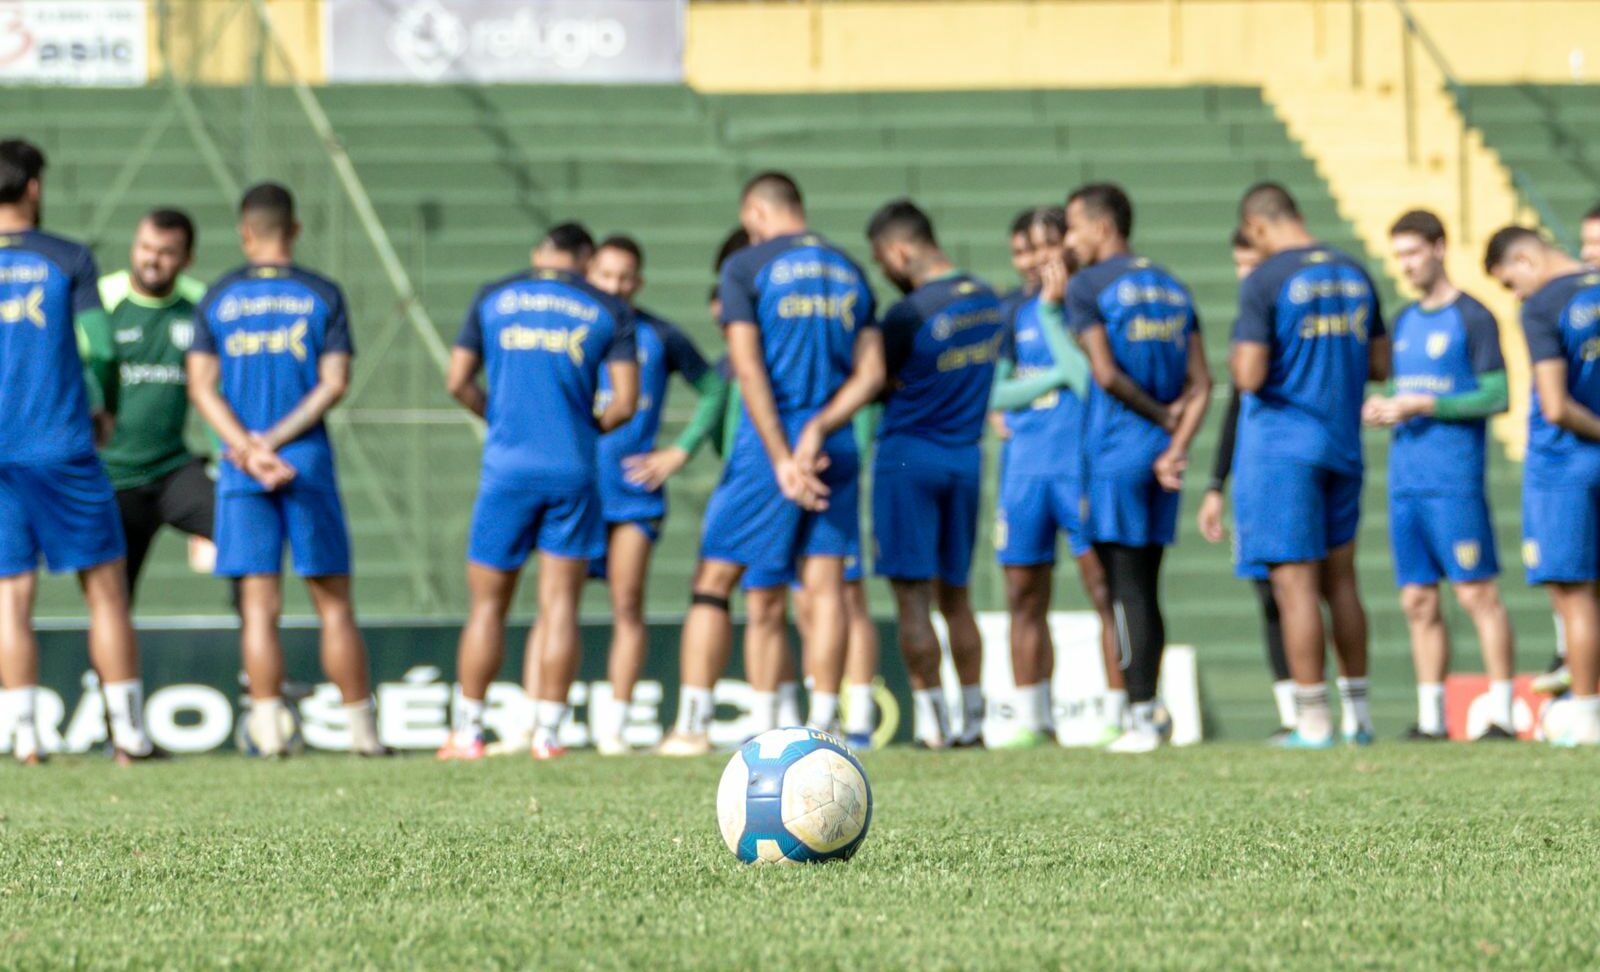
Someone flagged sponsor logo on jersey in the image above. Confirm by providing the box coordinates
[224,319,308,361]
[170,319,194,351]
[1426,332,1450,359]
[500,324,589,364]
[0,286,45,327]
[1455,541,1481,571]
[217,293,316,322]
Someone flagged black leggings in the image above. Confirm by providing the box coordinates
[1253,578,1290,682]
[1095,543,1166,705]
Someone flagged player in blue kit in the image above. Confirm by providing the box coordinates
[1486,226,1600,745]
[187,183,386,758]
[990,206,1122,748]
[1064,183,1212,754]
[862,200,1001,749]
[0,139,158,765]
[659,173,881,755]
[440,223,638,761]
[1363,210,1515,741]
[584,236,724,755]
[1232,183,1388,749]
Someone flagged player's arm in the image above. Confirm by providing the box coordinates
[445,348,487,418]
[801,326,887,441]
[1079,324,1176,431]
[258,352,350,452]
[597,358,639,433]
[1154,330,1213,491]
[1377,302,1508,424]
[1534,360,1600,442]
[989,300,1090,411]
[186,351,294,489]
[726,321,797,468]
[76,306,118,443]
[625,326,728,488]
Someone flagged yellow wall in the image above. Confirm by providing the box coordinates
[149,0,322,84]
[684,0,1600,92]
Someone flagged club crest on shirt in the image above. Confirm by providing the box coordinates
[1426,332,1450,359]
[1523,540,1540,569]
[170,319,194,351]
[1455,541,1481,571]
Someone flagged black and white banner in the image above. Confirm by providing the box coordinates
[0,0,147,86]
[323,0,686,84]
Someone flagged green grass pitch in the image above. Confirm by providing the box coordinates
[3,744,1599,970]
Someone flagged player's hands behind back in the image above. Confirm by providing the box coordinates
[624,447,690,490]
[784,421,833,511]
[1153,447,1187,492]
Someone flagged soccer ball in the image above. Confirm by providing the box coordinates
[235,701,307,757]
[717,728,872,865]
[1536,694,1574,742]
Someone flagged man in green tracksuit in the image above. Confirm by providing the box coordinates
[97,210,216,600]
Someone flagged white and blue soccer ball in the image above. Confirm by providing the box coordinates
[235,701,307,757]
[717,728,872,865]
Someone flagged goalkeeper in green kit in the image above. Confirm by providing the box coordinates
[97,210,220,601]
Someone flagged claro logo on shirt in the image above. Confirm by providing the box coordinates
[777,291,859,330]
[500,324,589,364]
[225,320,308,362]
[0,286,45,327]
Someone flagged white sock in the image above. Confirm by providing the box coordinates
[248,697,289,755]
[777,681,803,727]
[1417,682,1446,735]
[912,688,949,745]
[1103,688,1129,730]
[959,685,985,742]
[1569,694,1600,743]
[1272,680,1298,730]
[533,700,568,746]
[1015,682,1049,732]
[346,698,380,753]
[455,696,486,741]
[1295,683,1332,741]
[595,692,628,741]
[675,686,714,736]
[1337,677,1372,735]
[748,690,778,736]
[843,683,874,735]
[1487,679,1515,730]
[1131,700,1157,734]
[806,691,839,731]
[3,686,39,758]
[102,679,152,756]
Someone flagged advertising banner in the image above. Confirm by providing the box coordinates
[8,612,1200,755]
[323,0,686,84]
[0,0,146,86]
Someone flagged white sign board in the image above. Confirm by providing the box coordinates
[0,1,146,87]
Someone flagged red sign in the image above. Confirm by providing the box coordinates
[1444,674,1549,740]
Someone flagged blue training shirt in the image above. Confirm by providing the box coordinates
[878,272,1004,471]
[596,308,709,521]
[457,267,635,491]
[193,264,353,495]
[0,228,101,465]
[1522,269,1600,488]
[1065,253,1199,474]
[718,231,876,455]
[999,293,1086,480]
[1389,293,1503,496]
[1232,244,1385,476]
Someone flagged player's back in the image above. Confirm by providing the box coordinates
[718,232,874,427]
[1069,254,1196,472]
[0,228,99,465]
[1001,293,1085,480]
[464,268,632,489]
[1389,293,1497,495]
[878,273,1004,453]
[196,264,351,494]
[1235,244,1381,475]
[1524,269,1600,486]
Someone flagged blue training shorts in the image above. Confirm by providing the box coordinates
[468,478,605,570]
[995,474,1089,566]
[1390,492,1499,587]
[216,485,352,577]
[1236,459,1362,565]
[1523,482,1600,585]
[872,458,980,586]
[701,445,860,581]
[0,455,125,577]
[1084,466,1181,548]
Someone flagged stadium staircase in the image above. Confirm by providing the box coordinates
[12,82,1551,734]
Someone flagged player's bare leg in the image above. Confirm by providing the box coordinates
[1322,541,1373,743]
[79,560,157,761]
[742,585,788,736]
[1454,579,1517,737]
[937,583,985,747]
[0,571,43,764]
[1002,564,1053,745]
[1270,560,1334,747]
[893,578,948,748]
[531,554,589,759]
[305,575,383,756]
[773,609,803,727]
[799,555,847,733]
[1546,582,1600,744]
[841,581,880,747]
[442,564,518,760]
[1400,583,1450,740]
[1077,548,1128,737]
[659,558,742,755]
[598,524,653,754]
[238,574,295,756]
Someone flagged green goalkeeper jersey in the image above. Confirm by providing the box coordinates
[97,271,208,490]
